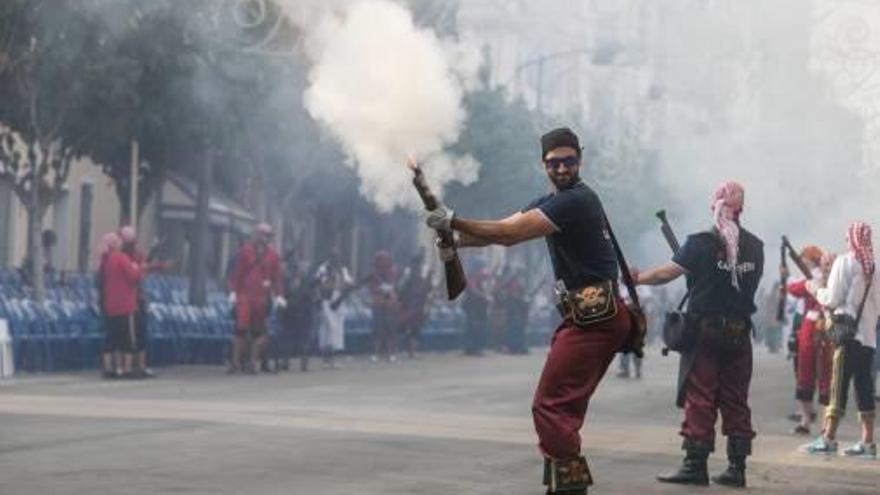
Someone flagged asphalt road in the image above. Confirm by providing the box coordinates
[0,346,877,495]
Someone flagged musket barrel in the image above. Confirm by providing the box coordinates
[656,210,681,253]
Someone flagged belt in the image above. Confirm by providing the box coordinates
[697,314,751,330]
[805,310,822,321]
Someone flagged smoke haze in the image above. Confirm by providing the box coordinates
[281,0,481,212]
[455,0,880,265]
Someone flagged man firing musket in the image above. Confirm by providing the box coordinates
[415,127,644,495]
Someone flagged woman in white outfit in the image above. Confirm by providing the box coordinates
[315,253,352,368]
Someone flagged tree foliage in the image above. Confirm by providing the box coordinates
[0,0,117,296]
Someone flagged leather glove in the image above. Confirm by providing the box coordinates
[228,292,236,305]
[274,296,288,310]
[425,204,454,231]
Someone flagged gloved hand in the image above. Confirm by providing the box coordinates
[274,296,288,310]
[425,204,454,231]
[435,236,456,262]
[228,292,236,305]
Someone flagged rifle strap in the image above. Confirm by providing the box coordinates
[602,213,640,308]
[855,271,874,326]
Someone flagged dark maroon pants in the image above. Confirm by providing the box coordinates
[680,334,755,446]
[532,302,632,459]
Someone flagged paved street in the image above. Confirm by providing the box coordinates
[0,347,877,495]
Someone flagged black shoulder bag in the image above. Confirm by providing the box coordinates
[661,292,699,356]
[826,273,873,347]
[661,231,725,356]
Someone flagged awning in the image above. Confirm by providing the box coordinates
[158,173,255,233]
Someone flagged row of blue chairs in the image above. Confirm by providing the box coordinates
[0,294,239,372]
[0,270,555,372]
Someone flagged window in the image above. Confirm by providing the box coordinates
[77,182,94,272]
[0,181,11,268]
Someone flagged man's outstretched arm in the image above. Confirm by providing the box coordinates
[451,210,556,247]
[634,262,686,286]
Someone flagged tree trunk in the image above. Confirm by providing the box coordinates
[189,149,213,306]
[26,185,45,301]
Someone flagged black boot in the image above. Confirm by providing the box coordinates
[712,457,745,488]
[712,437,750,488]
[656,440,711,486]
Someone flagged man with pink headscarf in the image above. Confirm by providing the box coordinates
[633,181,764,488]
[804,222,878,459]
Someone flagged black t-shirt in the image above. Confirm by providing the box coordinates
[672,228,764,318]
[523,180,618,289]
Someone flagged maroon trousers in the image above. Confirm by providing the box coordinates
[680,333,755,446]
[532,302,631,460]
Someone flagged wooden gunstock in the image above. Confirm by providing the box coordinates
[408,160,467,301]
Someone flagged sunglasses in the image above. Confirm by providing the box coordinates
[544,156,580,170]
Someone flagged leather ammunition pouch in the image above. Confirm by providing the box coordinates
[828,277,872,347]
[557,280,618,328]
[549,456,593,494]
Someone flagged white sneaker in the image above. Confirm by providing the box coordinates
[842,442,877,460]
[804,436,838,455]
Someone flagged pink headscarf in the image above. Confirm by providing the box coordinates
[846,222,875,276]
[712,181,745,290]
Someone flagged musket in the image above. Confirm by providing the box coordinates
[655,210,681,254]
[781,236,813,280]
[406,158,467,300]
[776,237,788,322]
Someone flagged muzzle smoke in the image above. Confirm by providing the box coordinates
[280,0,481,212]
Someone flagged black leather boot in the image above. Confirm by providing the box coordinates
[656,440,711,486]
[712,437,750,488]
[712,457,746,488]
[543,457,551,494]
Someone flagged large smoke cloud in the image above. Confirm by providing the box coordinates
[280,0,481,212]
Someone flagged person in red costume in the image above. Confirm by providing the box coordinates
[101,231,144,378]
[369,250,400,362]
[227,223,285,374]
[119,225,169,378]
[785,246,834,435]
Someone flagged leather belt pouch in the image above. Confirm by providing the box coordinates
[563,280,618,327]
